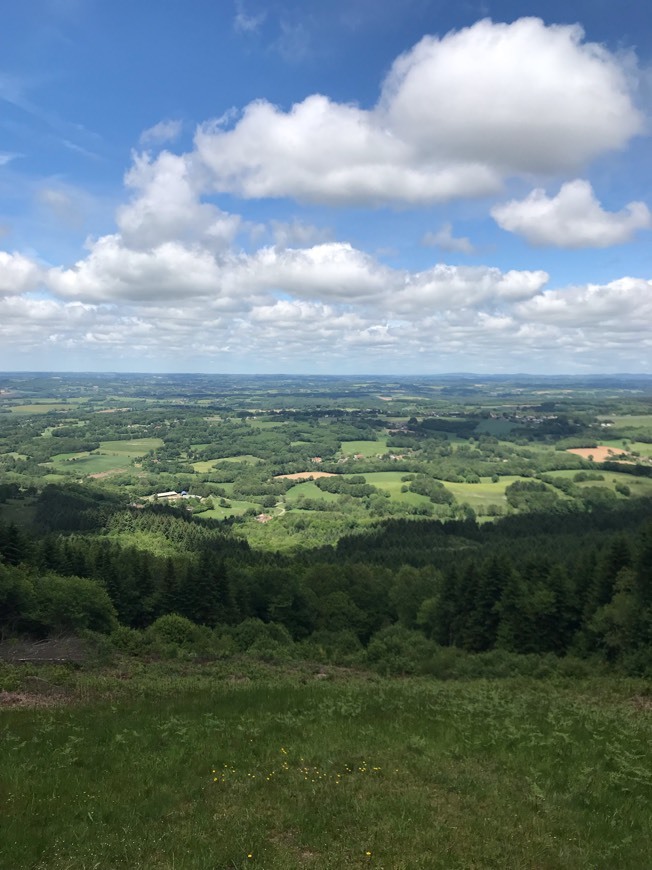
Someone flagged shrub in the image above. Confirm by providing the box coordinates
[147,614,210,651]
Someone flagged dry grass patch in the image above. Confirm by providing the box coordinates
[275,472,338,480]
[566,446,628,461]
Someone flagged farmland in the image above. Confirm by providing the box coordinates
[2,372,652,868]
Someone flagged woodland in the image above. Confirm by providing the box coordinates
[1,372,651,676]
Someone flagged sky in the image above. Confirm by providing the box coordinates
[1,0,652,375]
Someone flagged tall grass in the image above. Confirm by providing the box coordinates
[1,663,650,868]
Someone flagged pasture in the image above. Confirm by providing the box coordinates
[441,476,527,510]
[284,481,341,503]
[7,403,75,415]
[339,439,388,457]
[47,438,164,475]
[199,499,261,519]
[347,471,432,507]
[602,414,652,428]
[547,470,652,498]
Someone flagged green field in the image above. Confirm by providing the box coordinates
[192,459,222,472]
[47,438,164,475]
[213,455,263,464]
[7,403,75,415]
[346,471,432,507]
[547,469,652,497]
[443,476,529,509]
[248,419,287,429]
[285,481,342,503]
[199,499,260,519]
[1,665,650,870]
[339,440,388,457]
[193,455,261,471]
[99,438,164,456]
[602,414,652,428]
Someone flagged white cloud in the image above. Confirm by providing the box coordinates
[117,151,240,250]
[391,265,548,313]
[240,242,394,300]
[196,95,478,206]
[422,222,475,254]
[492,180,651,248]
[0,251,42,295]
[195,18,641,206]
[516,277,652,329]
[233,1,266,34]
[139,120,183,146]
[380,19,640,174]
[47,234,228,303]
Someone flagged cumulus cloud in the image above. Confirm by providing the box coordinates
[390,265,549,314]
[491,180,651,248]
[47,235,228,303]
[139,120,183,146]
[195,18,641,206]
[241,242,394,300]
[379,19,640,173]
[516,277,652,328]
[117,151,240,250]
[0,251,42,295]
[422,222,475,254]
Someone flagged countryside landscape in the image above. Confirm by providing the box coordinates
[1,372,651,868]
[3,0,652,866]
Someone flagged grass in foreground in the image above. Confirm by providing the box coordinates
[1,663,650,869]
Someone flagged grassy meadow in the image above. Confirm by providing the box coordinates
[339,440,388,458]
[1,663,650,869]
[46,438,164,475]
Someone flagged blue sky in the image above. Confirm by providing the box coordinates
[1,0,651,373]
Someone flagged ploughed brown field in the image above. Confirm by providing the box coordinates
[274,471,338,480]
[566,446,628,461]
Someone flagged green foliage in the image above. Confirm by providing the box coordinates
[32,573,118,635]
[147,613,210,649]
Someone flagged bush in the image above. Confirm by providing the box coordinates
[147,614,211,651]
[232,617,293,652]
[111,626,149,656]
[365,625,434,675]
[33,573,118,635]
